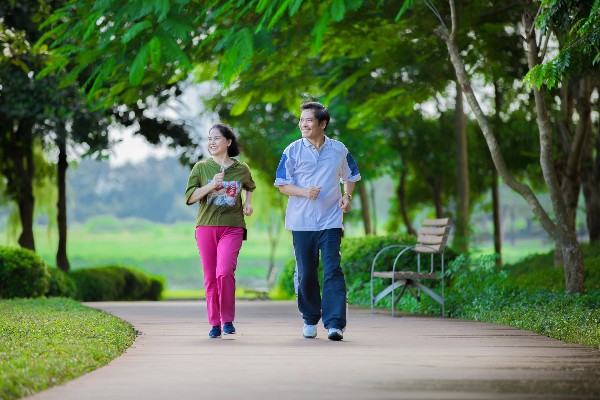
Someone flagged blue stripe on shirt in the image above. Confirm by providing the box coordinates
[276,154,288,179]
[347,152,360,177]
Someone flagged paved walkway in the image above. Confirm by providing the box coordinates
[26,300,600,400]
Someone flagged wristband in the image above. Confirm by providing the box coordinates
[344,192,353,200]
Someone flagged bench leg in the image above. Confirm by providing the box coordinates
[373,280,407,306]
[408,280,444,307]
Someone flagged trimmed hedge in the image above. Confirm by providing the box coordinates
[46,267,77,298]
[0,246,50,299]
[70,264,163,301]
[0,245,164,301]
[277,233,458,311]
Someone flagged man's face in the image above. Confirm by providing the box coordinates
[298,109,326,141]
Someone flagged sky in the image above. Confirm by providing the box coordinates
[107,82,218,167]
[108,128,175,167]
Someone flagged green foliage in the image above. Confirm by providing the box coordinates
[46,267,77,298]
[276,233,459,312]
[278,257,297,298]
[525,0,600,89]
[277,234,600,348]
[504,241,600,291]
[0,297,135,400]
[411,249,600,348]
[143,274,166,301]
[0,246,50,299]
[69,264,161,301]
[344,234,459,310]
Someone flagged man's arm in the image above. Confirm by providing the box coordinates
[339,181,356,212]
[278,184,322,200]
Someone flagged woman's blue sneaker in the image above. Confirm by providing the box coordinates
[223,322,236,335]
[209,325,221,338]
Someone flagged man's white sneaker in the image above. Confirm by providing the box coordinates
[303,323,317,338]
[327,328,343,341]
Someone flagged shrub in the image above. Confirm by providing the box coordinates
[142,275,165,301]
[343,234,458,310]
[504,241,600,291]
[69,264,163,301]
[276,233,458,312]
[0,246,50,299]
[111,265,151,300]
[70,267,126,301]
[278,258,297,298]
[46,267,77,298]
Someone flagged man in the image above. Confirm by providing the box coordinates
[274,101,361,341]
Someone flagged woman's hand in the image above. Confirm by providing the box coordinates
[243,203,253,216]
[212,170,225,190]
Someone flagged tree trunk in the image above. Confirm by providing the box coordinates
[398,169,416,235]
[582,103,600,242]
[492,170,502,267]
[435,0,584,292]
[369,181,378,235]
[430,179,444,218]
[454,80,470,252]
[492,80,503,266]
[358,182,372,235]
[521,8,583,293]
[56,137,71,271]
[13,125,36,250]
[555,76,592,263]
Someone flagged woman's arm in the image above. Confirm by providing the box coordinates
[186,171,224,205]
[243,190,253,216]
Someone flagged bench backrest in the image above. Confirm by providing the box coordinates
[415,218,451,254]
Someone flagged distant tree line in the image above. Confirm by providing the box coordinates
[66,156,196,224]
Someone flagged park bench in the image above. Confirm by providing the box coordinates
[370,218,451,317]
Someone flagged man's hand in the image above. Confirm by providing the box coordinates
[339,194,351,213]
[305,186,322,200]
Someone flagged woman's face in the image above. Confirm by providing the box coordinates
[207,128,231,156]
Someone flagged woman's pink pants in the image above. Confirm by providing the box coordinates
[195,226,244,326]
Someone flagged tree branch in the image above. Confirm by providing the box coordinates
[522,10,572,231]
[435,18,559,239]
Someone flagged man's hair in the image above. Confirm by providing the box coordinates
[300,102,330,130]
[209,123,240,157]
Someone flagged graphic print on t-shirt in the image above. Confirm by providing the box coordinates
[207,180,241,206]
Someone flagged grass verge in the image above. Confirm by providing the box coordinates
[163,287,273,300]
[0,298,136,400]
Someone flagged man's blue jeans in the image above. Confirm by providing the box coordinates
[292,228,346,330]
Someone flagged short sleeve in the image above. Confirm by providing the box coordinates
[185,163,203,205]
[339,148,361,183]
[274,147,296,186]
[242,163,256,192]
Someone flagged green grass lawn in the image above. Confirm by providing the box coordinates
[471,237,554,264]
[0,298,135,400]
[19,219,294,292]
[0,217,558,296]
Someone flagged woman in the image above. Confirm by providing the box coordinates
[185,124,255,338]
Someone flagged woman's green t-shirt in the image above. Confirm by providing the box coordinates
[185,158,256,228]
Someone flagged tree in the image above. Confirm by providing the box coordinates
[42,0,593,293]
[1,1,112,271]
[1,5,54,250]
[428,0,587,292]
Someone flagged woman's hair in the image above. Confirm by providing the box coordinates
[210,123,240,157]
